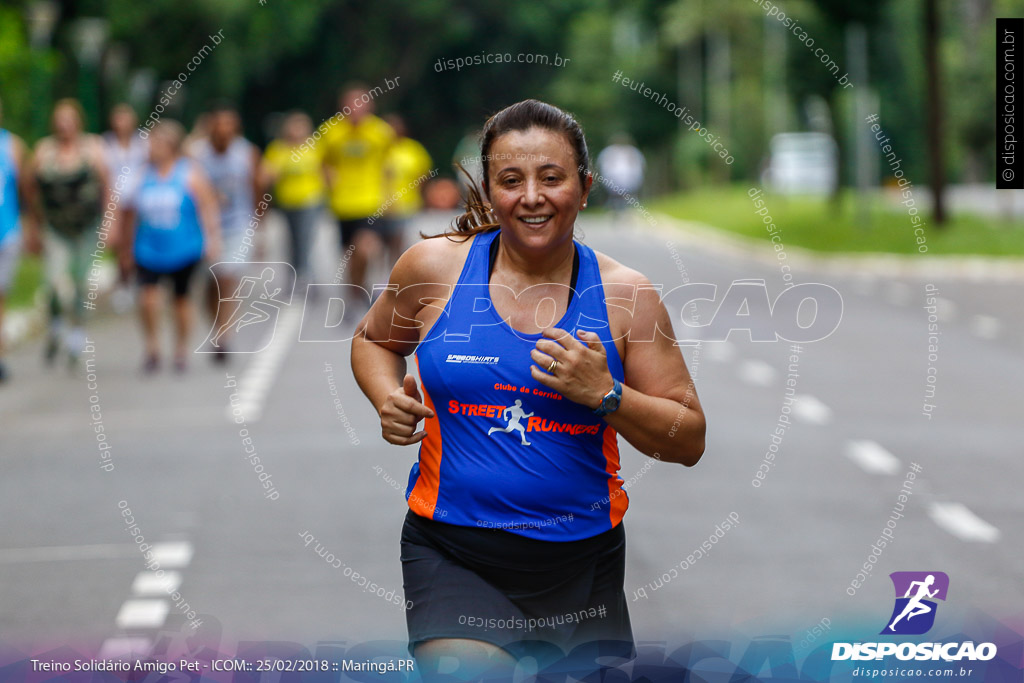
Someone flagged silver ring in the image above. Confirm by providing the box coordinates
[547,359,558,373]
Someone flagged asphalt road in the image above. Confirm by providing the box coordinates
[0,210,1020,664]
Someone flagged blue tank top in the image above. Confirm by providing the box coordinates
[0,130,20,246]
[408,229,628,541]
[133,159,204,272]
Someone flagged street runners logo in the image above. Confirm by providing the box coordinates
[198,262,295,354]
[450,398,602,448]
[487,399,534,446]
[882,571,948,635]
[832,571,997,663]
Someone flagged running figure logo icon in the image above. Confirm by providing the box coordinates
[881,571,950,635]
[487,399,534,446]
[198,262,295,354]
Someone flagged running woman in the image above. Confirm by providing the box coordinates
[0,97,30,382]
[351,100,706,677]
[192,103,260,360]
[24,99,109,368]
[120,121,220,373]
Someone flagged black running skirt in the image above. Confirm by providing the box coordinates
[400,509,634,660]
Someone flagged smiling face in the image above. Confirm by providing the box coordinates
[485,126,591,256]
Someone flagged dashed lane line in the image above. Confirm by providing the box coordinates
[114,599,170,629]
[845,440,902,476]
[969,314,1001,340]
[792,394,833,425]
[226,305,303,423]
[131,570,183,596]
[100,539,195,657]
[928,502,1001,543]
[737,359,777,386]
[842,441,1002,543]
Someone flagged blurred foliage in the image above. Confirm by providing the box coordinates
[0,0,1008,190]
[654,186,1024,255]
[0,5,60,137]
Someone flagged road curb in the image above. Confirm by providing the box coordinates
[652,212,1024,282]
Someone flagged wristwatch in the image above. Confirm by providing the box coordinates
[593,379,623,417]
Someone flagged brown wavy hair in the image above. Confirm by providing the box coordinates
[428,99,590,240]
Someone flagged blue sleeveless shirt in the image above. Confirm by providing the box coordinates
[133,159,204,272]
[408,229,628,541]
[0,130,20,247]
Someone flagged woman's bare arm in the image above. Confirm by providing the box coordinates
[351,238,462,444]
[605,276,705,465]
[189,166,222,262]
[530,265,706,466]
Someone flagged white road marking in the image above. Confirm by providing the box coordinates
[738,359,777,386]
[105,540,192,645]
[792,395,833,425]
[151,541,193,568]
[227,305,303,423]
[969,314,1001,340]
[2,406,231,439]
[0,543,139,564]
[704,340,736,362]
[115,600,169,629]
[845,440,901,476]
[131,570,182,596]
[928,502,1001,543]
[97,637,152,660]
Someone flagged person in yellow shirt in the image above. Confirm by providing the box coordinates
[261,111,324,285]
[380,114,434,263]
[320,86,395,294]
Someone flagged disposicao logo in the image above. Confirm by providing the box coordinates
[832,572,997,662]
[882,571,947,635]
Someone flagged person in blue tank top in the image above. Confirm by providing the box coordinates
[0,97,30,382]
[352,100,706,677]
[120,120,221,373]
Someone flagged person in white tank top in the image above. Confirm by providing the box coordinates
[191,104,261,362]
[103,103,150,313]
